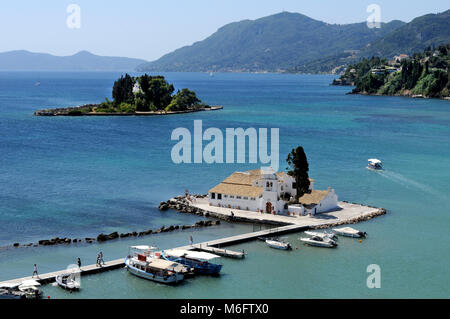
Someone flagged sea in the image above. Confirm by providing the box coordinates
[0,71,449,298]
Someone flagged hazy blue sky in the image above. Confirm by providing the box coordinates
[0,1,448,61]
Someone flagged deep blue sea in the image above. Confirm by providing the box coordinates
[0,72,449,298]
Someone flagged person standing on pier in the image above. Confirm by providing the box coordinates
[99,251,105,266]
[77,257,81,269]
[32,264,38,278]
[189,235,193,246]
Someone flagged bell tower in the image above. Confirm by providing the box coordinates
[261,167,278,213]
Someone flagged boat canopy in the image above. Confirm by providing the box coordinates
[334,227,359,234]
[130,245,157,251]
[18,279,41,290]
[368,158,382,164]
[0,282,21,289]
[148,258,185,271]
[165,249,220,261]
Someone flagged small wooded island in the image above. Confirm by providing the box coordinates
[332,44,450,100]
[35,74,222,116]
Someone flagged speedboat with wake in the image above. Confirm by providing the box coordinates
[162,249,222,275]
[300,235,338,248]
[367,158,383,170]
[125,245,191,284]
[333,227,367,238]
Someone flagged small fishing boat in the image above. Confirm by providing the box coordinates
[304,230,337,240]
[333,227,367,238]
[55,272,81,291]
[125,245,190,284]
[367,158,382,170]
[300,236,338,248]
[162,249,222,275]
[265,238,292,250]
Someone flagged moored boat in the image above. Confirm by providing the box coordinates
[304,230,337,240]
[265,238,292,250]
[0,283,26,299]
[300,236,338,248]
[9,279,42,299]
[333,227,367,238]
[125,245,190,284]
[162,249,222,275]
[55,272,81,291]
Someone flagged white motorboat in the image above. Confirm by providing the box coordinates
[304,231,337,240]
[125,245,190,284]
[367,158,382,170]
[17,280,43,299]
[300,236,338,248]
[265,238,292,250]
[333,227,367,238]
[55,272,81,291]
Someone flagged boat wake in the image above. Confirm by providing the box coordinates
[377,170,443,198]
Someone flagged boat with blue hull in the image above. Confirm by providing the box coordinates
[162,249,223,276]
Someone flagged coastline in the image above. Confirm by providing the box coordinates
[330,83,450,101]
[348,90,450,100]
[34,105,223,116]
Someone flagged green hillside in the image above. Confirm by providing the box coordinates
[359,9,450,58]
[138,12,404,73]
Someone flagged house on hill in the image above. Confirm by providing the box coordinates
[208,168,338,215]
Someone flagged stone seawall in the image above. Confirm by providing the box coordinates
[5,218,220,250]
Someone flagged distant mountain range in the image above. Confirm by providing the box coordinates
[2,10,448,73]
[0,50,147,71]
[138,10,450,73]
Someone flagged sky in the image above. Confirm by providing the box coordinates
[0,0,448,61]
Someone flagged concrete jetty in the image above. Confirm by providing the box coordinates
[0,258,125,287]
[0,224,308,287]
[185,198,385,228]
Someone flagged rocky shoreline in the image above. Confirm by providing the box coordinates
[7,218,220,250]
[346,90,449,100]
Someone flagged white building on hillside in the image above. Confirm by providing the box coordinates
[208,168,338,215]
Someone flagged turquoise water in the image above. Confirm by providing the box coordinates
[0,72,449,298]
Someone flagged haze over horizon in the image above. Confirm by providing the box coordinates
[0,0,448,61]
